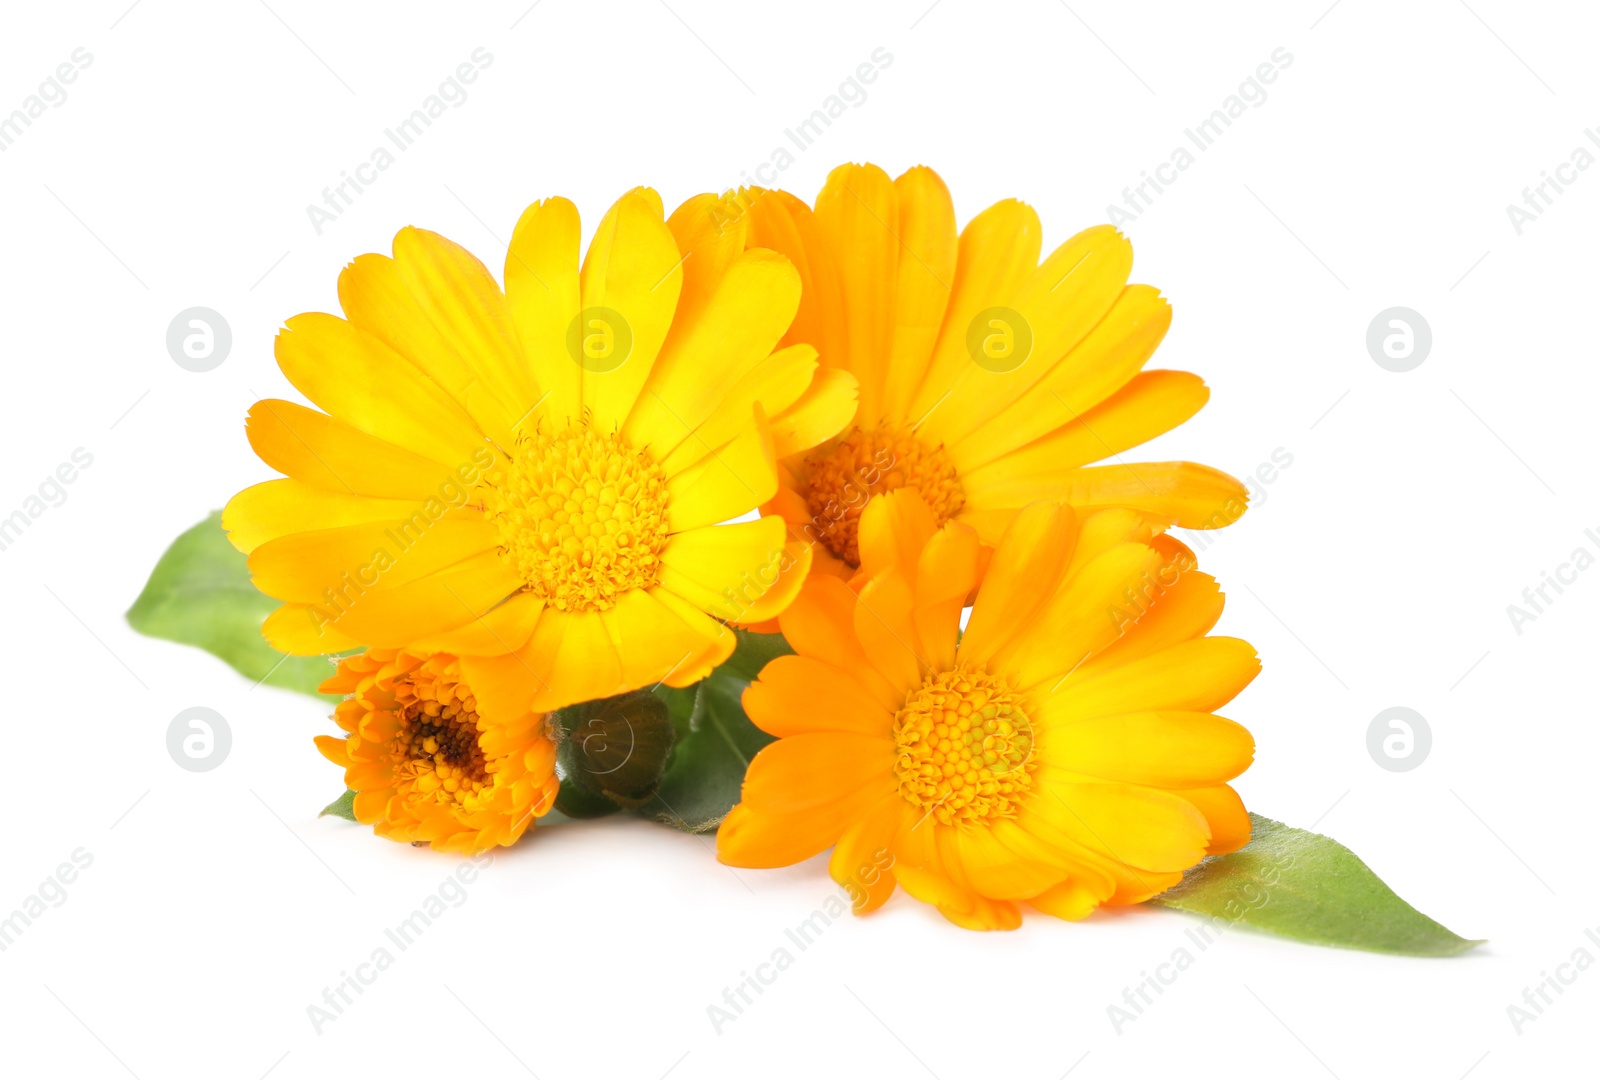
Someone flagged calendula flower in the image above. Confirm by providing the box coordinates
[315,649,559,853]
[699,163,1246,579]
[717,490,1259,929]
[225,188,857,715]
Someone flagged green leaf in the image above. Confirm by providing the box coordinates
[632,631,788,833]
[1151,814,1484,957]
[320,790,357,821]
[127,512,344,698]
[655,683,699,739]
[638,635,781,834]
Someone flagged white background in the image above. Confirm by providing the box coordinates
[1,1,1594,1077]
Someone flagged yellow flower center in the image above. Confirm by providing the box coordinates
[389,658,493,809]
[480,423,670,612]
[892,665,1035,826]
[800,425,965,567]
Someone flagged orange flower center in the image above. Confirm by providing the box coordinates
[799,425,964,567]
[891,665,1035,826]
[480,423,670,612]
[388,658,494,808]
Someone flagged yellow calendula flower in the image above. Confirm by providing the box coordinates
[717,490,1259,930]
[694,162,1246,579]
[225,187,858,715]
[315,649,559,854]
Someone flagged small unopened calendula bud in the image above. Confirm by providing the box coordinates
[551,689,676,811]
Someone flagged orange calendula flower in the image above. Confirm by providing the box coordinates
[717,490,1259,930]
[687,162,1247,580]
[225,187,858,715]
[315,649,559,853]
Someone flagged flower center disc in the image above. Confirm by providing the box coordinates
[892,666,1035,826]
[481,423,670,612]
[800,426,964,567]
[390,659,493,808]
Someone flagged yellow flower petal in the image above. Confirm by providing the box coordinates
[658,515,788,622]
[962,370,1211,485]
[777,575,902,711]
[920,224,1132,446]
[246,399,459,500]
[745,187,848,365]
[504,196,583,424]
[814,163,899,425]
[665,191,751,334]
[958,501,1078,667]
[727,536,811,628]
[718,802,836,869]
[598,587,730,694]
[717,732,893,867]
[1036,711,1255,786]
[338,252,520,447]
[1027,877,1107,921]
[263,602,361,655]
[911,522,982,672]
[275,312,487,468]
[579,188,683,430]
[663,413,778,534]
[963,460,1249,532]
[1175,784,1252,855]
[645,586,737,684]
[893,862,1023,931]
[409,592,545,657]
[768,366,859,460]
[309,549,521,650]
[829,795,904,914]
[855,490,980,668]
[852,570,927,697]
[623,248,802,461]
[949,823,1068,901]
[247,518,499,604]
[951,284,1172,471]
[392,226,542,436]
[1027,774,1211,873]
[1077,566,1226,673]
[991,541,1163,691]
[222,480,436,554]
[1045,635,1261,716]
[880,166,956,424]
[855,486,938,585]
[461,609,620,717]
[904,197,1041,428]
[655,344,818,478]
[743,654,893,738]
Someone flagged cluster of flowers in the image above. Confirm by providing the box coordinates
[227,163,1258,931]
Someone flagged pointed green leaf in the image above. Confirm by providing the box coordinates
[1152,814,1484,957]
[655,683,699,740]
[639,672,774,833]
[127,512,345,698]
[638,632,784,833]
[320,790,357,821]
[643,668,780,838]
